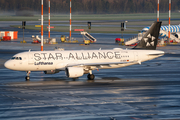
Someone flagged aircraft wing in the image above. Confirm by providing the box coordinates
[67,61,132,66]
[56,61,137,70]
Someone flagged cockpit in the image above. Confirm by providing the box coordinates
[11,57,22,60]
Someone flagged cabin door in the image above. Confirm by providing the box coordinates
[28,53,34,65]
[134,52,138,61]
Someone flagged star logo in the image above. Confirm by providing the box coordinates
[143,34,156,47]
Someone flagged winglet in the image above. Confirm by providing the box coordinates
[133,22,162,50]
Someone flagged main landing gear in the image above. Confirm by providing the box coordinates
[25,71,31,81]
[87,70,95,80]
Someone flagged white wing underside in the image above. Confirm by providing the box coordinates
[56,61,137,70]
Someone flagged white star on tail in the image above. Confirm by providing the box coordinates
[143,34,156,47]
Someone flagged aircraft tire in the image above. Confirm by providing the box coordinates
[87,74,95,80]
[25,76,30,81]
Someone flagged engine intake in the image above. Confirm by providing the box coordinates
[175,33,180,39]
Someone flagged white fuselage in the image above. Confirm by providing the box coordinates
[4,48,164,72]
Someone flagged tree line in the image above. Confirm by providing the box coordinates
[0,0,180,14]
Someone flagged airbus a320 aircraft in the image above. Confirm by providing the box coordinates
[4,22,164,81]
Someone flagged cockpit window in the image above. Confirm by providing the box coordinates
[11,57,15,60]
[11,57,22,60]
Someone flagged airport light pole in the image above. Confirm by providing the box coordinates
[88,22,91,34]
[22,21,26,42]
[121,22,124,38]
[168,0,171,42]
[41,0,44,51]
[48,0,50,38]
[157,0,159,22]
[69,0,72,41]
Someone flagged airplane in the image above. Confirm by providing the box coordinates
[4,22,164,81]
[125,24,180,46]
[142,24,180,39]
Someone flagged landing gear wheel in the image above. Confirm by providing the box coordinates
[87,74,95,80]
[26,71,31,81]
[25,76,30,81]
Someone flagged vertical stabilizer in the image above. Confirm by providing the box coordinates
[133,22,162,50]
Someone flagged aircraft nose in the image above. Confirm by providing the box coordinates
[4,60,13,70]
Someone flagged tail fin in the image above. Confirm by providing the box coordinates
[133,22,162,50]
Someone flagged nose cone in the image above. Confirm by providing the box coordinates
[4,60,11,69]
[4,60,15,70]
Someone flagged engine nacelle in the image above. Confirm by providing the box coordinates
[174,33,180,39]
[65,67,84,78]
[44,70,60,74]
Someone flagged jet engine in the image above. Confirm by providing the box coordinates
[174,33,180,39]
[65,67,84,78]
[44,70,60,74]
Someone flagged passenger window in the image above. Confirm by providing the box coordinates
[19,57,22,60]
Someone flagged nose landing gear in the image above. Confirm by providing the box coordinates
[25,71,31,81]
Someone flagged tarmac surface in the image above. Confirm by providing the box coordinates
[0,23,180,120]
